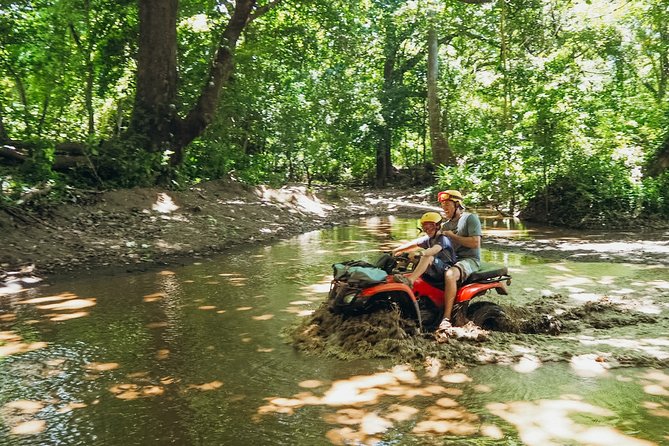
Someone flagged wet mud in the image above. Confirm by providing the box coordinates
[290,293,669,369]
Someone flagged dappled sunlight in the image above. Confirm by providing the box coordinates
[441,373,472,384]
[602,295,663,314]
[146,321,169,329]
[640,370,669,397]
[289,300,314,305]
[37,298,96,311]
[487,398,655,446]
[4,400,45,414]
[10,420,46,436]
[151,193,179,213]
[284,306,315,317]
[548,275,593,289]
[568,292,603,303]
[557,240,669,258]
[252,314,274,321]
[85,362,120,372]
[109,383,165,400]
[155,349,170,360]
[0,330,47,357]
[284,297,317,316]
[299,379,325,389]
[513,355,542,373]
[256,365,502,444]
[569,354,611,377]
[575,335,669,361]
[258,185,333,217]
[157,270,176,276]
[187,380,224,391]
[227,277,248,287]
[19,292,78,304]
[640,370,669,421]
[55,402,88,414]
[143,292,166,302]
[648,280,669,289]
[1,400,47,436]
[0,312,17,322]
[300,276,332,294]
[0,281,26,296]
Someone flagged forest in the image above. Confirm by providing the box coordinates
[1,0,669,228]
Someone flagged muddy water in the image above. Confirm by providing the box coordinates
[1,216,668,445]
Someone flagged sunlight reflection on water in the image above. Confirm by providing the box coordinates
[0,217,667,445]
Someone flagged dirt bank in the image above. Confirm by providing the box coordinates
[0,180,430,279]
[1,179,667,284]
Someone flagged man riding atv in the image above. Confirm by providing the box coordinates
[391,212,456,287]
[438,190,483,329]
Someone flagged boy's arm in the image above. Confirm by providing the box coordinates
[392,239,419,256]
[420,244,443,257]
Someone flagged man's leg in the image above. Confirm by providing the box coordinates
[443,265,461,321]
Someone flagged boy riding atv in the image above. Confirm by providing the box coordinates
[391,212,456,286]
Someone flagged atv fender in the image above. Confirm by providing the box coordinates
[456,282,508,303]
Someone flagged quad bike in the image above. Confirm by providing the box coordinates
[327,253,512,332]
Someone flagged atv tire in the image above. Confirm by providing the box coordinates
[466,301,509,331]
[417,297,442,332]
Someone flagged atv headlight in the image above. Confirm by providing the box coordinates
[342,292,357,304]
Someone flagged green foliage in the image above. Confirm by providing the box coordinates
[519,154,642,228]
[640,171,669,216]
[0,0,667,227]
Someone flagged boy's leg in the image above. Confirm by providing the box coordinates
[406,255,433,283]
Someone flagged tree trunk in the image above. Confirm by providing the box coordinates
[499,0,512,131]
[647,131,669,177]
[427,24,455,166]
[129,0,263,168]
[176,0,257,158]
[375,125,391,187]
[130,0,179,153]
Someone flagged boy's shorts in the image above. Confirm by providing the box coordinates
[425,257,450,280]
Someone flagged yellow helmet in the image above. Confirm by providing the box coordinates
[438,190,464,205]
[419,212,442,226]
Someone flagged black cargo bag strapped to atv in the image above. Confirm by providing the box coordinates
[331,260,389,287]
[327,257,423,330]
[328,260,389,315]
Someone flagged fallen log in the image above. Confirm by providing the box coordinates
[0,141,88,171]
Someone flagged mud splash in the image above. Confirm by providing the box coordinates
[290,294,669,369]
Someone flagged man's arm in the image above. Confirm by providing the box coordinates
[441,231,481,249]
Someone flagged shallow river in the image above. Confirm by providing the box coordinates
[1,217,668,445]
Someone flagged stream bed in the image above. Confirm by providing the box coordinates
[1,217,668,445]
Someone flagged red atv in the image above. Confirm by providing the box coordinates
[327,254,512,332]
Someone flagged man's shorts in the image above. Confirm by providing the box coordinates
[454,258,480,282]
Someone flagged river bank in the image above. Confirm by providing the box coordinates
[1,178,668,288]
[0,180,432,281]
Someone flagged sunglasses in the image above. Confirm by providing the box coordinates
[438,192,454,203]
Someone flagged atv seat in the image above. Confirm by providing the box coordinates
[419,263,510,289]
[465,264,509,284]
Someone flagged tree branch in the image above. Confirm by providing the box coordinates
[249,0,282,22]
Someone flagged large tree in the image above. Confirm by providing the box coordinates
[129,0,278,166]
